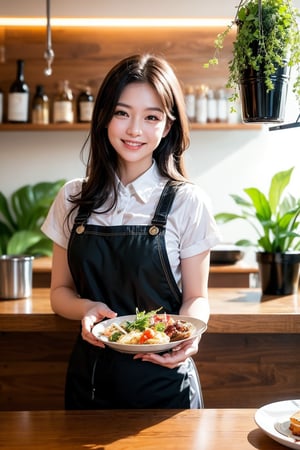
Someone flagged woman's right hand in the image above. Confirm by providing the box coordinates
[81,302,117,347]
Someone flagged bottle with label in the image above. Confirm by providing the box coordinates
[8,59,30,123]
[53,80,74,123]
[206,89,217,123]
[195,84,208,124]
[184,85,196,122]
[77,86,94,122]
[31,85,49,124]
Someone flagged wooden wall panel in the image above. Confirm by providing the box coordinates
[0,25,234,101]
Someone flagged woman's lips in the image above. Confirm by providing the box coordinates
[122,140,144,149]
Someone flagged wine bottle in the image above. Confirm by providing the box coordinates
[53,80,74,123]
[77,86,94,122]
[31,85,49,124]
[8,59,30,123]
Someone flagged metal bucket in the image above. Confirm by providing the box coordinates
[0,255,33,299]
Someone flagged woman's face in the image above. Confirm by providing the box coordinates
[107,82,171,178]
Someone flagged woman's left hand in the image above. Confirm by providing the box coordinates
[133,336,200,369]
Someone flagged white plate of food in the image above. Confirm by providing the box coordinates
[255,399,300,449]
[92,310,207,354]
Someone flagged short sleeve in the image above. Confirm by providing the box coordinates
[169,183,222,259]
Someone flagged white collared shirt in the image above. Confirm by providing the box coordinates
[41,162,221,286]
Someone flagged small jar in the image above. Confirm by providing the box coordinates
[53,80,74,123]
[206,89,217,123]
[31,85,49,124]
[184,85,196,122]
[216,88,228,123]
[195,84,208,124]
[77,86,94,122]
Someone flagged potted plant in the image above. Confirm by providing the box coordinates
[0,180,65,299]
[215,167,300,295]
[0,179,65,256]
[204,0,300,123]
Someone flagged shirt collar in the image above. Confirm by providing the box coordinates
[117,161,166,204]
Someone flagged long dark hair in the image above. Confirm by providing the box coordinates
[69,54,190,217]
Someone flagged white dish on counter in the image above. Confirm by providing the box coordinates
[255,399,300,449]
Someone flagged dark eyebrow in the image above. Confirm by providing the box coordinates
[116,102,164,113]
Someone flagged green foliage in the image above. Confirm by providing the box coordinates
[215,168,300,253]
[204,0,300,105]
[0,180,66,256]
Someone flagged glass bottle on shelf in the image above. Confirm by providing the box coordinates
[8,59,30,123]
[206,89,217,123]
[195,84,208,124]
[53,80,74,123]
[31,85,49,124]
[226,90,241,124]
[77,86,94,122]
[184,84,196,122]
[216,88,228,123]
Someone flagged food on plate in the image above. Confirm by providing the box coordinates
[99,308,196,345]
[289,410,300,436]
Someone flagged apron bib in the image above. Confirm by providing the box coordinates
[66,180,203,409]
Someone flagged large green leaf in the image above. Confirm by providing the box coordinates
[244,187,271,221]
[10,180,65,230]
[0,179,66,256]
[214,212,245,223]
[268,167,293,216]
[7,230,47,255]
[0,192,16,230]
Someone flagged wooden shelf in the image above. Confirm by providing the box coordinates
[0,123,90,131]
[0,122,262,132]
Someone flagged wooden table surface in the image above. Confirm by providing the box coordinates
[0,409,286,450]
[32,256,259,274]
[0,287,299,333]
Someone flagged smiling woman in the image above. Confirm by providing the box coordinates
[41,53,221,410]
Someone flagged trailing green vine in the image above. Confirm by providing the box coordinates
[204,0,300,106]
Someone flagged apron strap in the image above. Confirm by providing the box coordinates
[151,180,184,227]
[73,180,184,228]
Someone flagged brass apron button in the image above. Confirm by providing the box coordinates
[149,225,160,236]
[76,224,85,234]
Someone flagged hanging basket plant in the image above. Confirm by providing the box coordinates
[205,0,300,123]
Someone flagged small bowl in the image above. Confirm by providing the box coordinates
[210,245,244,265]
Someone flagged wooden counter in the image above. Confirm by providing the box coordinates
[0,287,299,333]
[32,257,259,288]
[1,288,299,411]
[0,408,284,450]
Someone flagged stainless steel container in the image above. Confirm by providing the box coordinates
[0,255,33,299]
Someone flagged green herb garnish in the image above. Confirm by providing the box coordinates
[109,332,122,342]
[125,307,163,332]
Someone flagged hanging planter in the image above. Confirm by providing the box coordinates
[239,63,290,123]
[204,0,300,123]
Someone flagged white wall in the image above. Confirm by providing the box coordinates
[1,0,300,263]
[0,0,235,19]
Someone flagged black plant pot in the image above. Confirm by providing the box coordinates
[256,252,300,295]
[239,64,290,123]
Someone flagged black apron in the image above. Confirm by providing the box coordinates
[66,180,203,409]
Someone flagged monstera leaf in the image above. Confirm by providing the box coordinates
[0,179,65,256]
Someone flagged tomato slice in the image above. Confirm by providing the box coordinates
[139,328,155,344]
